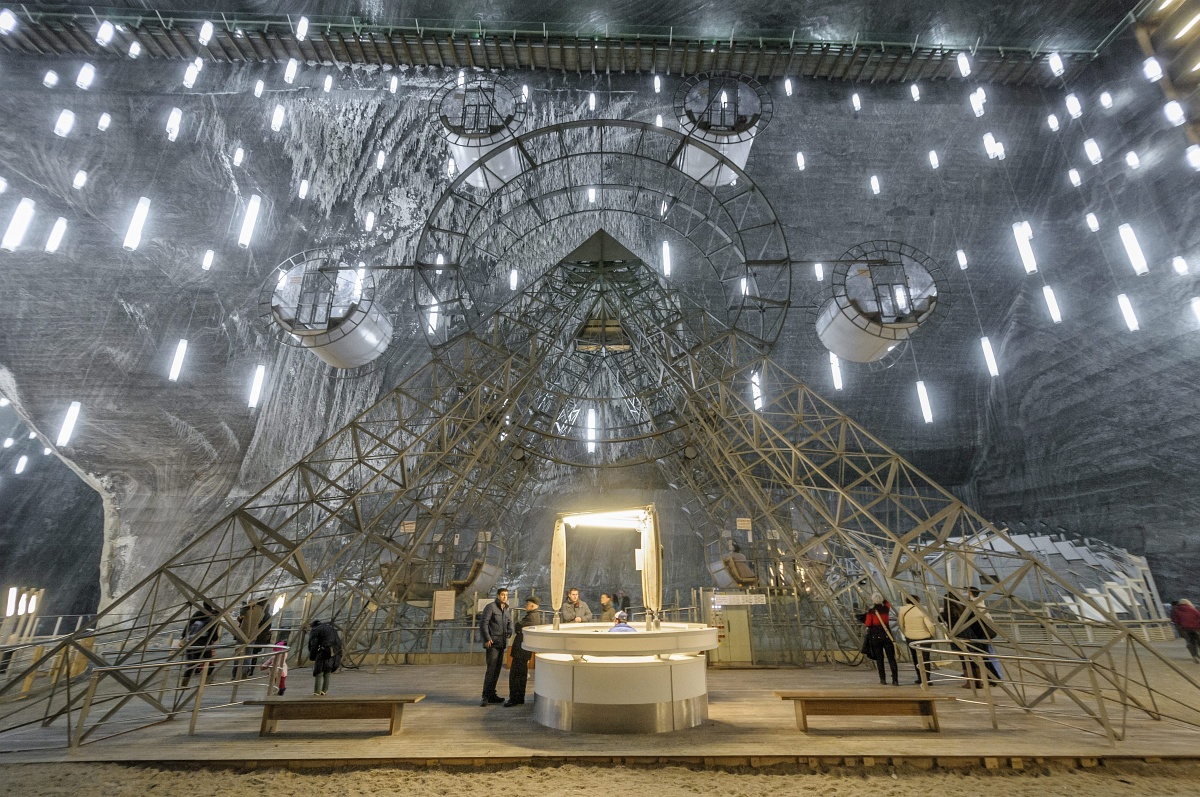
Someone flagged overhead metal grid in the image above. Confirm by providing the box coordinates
[0,12,1094,87]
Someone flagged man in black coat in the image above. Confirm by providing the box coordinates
[307,619,341,695]
[479,587,513,706]
[505,596,540,707]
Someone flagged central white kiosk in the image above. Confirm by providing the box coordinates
[522,506,718,733]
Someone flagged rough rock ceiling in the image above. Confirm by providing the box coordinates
[1,2,1199,614]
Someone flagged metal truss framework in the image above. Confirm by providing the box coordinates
[4,229,1200,746]
[0,6,1101,87]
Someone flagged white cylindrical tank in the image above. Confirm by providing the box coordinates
[674,72,772,189]
[814,241,943,364]
[271,259,392,369]
[432,72,528,192]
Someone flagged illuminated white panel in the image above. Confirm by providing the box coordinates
[296,16,309,41]
[1117,224,1148,275]
[284,58,298,84]
[1144,57,1163,82]
[254,80,264,97]
[655,114,663,127]
[1068,168,1081,186]
[1100,91,1113,108]
[238,194,261,248]
[980,336,999,377]
[323,75,332,92]
[870,175,880,194]
[509,269,518,291]
[796,152,805,170]
[750,372,764,410]
[56,401,81,446]
[1084,138,1102,164]
[851,93,861,111]
[829,353,843,390]
[1117,294,1139,331]
[0,9,15,34]
[201,250,214,270]
[916,381,933,423]
[929,150,939,169]
[168,339,188,381]
[97,112,111,130]
[298,179,309,198]
[956,250,968,269]
[1125,151,1140,169]
[1066,94,1082,118]
[128,41,141,58]
[271,104,285,131]
[72,170,87,189]
[1047,113,1059,131]
[1042,285,1063,323]
[1188,145,1200,171]
[123,197,151,250]
[588,187,596,203]
[1164,101,1186,126]
[390,76,398,93]
[1048,52,1064,76]
[588,92,596,110]
[233,146,244,166]
[662,240,671,276]
[3,197,35,251]
[198,20,214,46]
[364,211,375,231]
[1173,256,1189,275]
[1086,212,1100,232]
[814,262,823,281]
[447,158,456,177]
[654,75,661,93]
[14,455,27,474]
[586,408,597,453]
[957,52,971,76]
[43,70,58,87]
[910,84,920,101]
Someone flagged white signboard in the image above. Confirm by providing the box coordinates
[711,593,767,606]
[432,590,457,622]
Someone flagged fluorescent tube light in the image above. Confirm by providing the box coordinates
[929,150,939,169]
[509,269,518,290]
[1099,91,1113,109]
[1192,297,1200,325]
[1117,223,1148,275]
[1086,212,1099,231]
[870,175,880,194]
[98,113,111,130]
[254,80,264,97]
[796,152,805,170]
[910,84,920,101]
[298,179,309,198]
[1066,94,1082,118]
[128,41,141,58]
[916,381,933,423]
[851,93,861,111]
[1069,168,1081,186]
[233,147,244,166]
[957,52,971,76]
[1144,57,1163,82]
[829,353,843,390]
[390,76,398,93]
[248,365,266,408]
[751,372,764,410]
[1175,12,1200,39]
[588,92,596,110]
[183,63,199,88]
[1173,256,1189,275]
[56,401,81,446]
[970,89,985,117]
[1047,114,1059,131]
[76,63,95,89]
[428,301,439,333]
[238,194,261,248]
[814,262,824,281]
[198,20,213,46]
[0,9,17,34]
[1048,52,1064,76]
[1084,138,1102,164]
[296,16,309,41]
[1187,145,1200,171]
[168,339,188,381]
[980,337,999,376]
[1125,151,1140,169]
[784,78,793,96]
[202,250,214,270]
[1042,285,1062,323]
[2,198,34,251]
[1012,222,1037,274]
[323,75,332,92]
[586,408,597,452]
[123,197,151,250]
[43,70,58,87]
[654,75,661,93]
[1117,294,1139,331]
[284,58,298,84]
[271,104,285,131]
[957,250,968,269]
[14,455,27,474]
[662,240,671,276]
[655,114,663,127]
[364,210,375,231]
[53,110,74,136]
[44,217,66,252]
[166,107,182,141]
[1164,101,1185,126]
[588,187,596,203]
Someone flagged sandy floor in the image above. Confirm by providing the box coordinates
[3,762,1200,797]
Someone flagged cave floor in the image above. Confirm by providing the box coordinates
[3,641,1200,766]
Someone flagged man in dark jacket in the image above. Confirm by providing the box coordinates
[181,602,220,687]
[479,587,512,706]
[307,619,341,695]
[505,596,540,706]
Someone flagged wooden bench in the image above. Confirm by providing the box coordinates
[244,694,425,736]
[775,690,954,732]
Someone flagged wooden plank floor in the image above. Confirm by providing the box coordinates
[4,645,1200,765]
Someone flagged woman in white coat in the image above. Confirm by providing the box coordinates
[897,595,936,685]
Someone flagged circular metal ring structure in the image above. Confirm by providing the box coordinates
[259,248,394,375]
[412,120,791,468]
[814,240,948,364]
[430,71,528,191]
[673,71,773,144]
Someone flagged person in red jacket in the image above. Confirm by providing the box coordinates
[859,593,899,685]
[1170,599,1200,663]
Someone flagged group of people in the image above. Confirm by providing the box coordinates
[478,587,636,707]
[859,587,1000,688]
[180,601,341,697]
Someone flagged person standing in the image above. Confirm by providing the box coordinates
[897,595,936,685]
[560,588,593,623]
[961,587,1002,688]
[181,602,219,688]
[860,593,898,686]
[480,587,513,706]
[597,593,617,623]
[307,619,341,696]
[260,636,288,695]
[1170,598,1200,663]
[616,590,631,616]
[505,595,539,706]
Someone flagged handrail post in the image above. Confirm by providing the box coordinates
[71,671,100,750]
[978,650,999,729]
[188,661,208,735]
[1086,660,1118,745]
